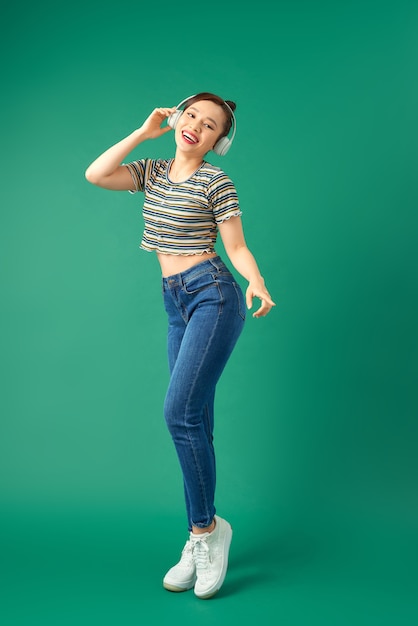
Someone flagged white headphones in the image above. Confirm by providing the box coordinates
[167,94,237,156]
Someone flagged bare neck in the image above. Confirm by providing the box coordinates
[169,153,204,183]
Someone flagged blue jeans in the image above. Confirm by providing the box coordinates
[162,256,246,530]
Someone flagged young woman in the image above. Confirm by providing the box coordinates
[85,93,275,599]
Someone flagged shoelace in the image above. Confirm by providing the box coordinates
[179,541,194,567]
[192,537,210,569]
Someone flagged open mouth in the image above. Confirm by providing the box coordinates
[182,131,198,144]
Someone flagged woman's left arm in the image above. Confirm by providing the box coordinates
[218,217,276,318]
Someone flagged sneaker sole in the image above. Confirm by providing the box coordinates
[163,578,196,592]
[194,524,233,599]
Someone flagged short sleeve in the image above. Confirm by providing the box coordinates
[123,159,148,194]
[208,171,242,223]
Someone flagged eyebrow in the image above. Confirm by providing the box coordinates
[188,106,218,128]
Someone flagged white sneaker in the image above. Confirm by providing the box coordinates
[192,515,233,599]
[163,538,196,592]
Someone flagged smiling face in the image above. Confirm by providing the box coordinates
[175,99,228,157]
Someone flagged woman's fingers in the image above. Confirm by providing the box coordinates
[246,286,276,318]
[141,107,177,138]
[154,107,177,117]
[252,296,276,318]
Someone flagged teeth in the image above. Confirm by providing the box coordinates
[183,132,197,143]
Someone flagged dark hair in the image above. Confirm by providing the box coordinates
[183,92,236,138]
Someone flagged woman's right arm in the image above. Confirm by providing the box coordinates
[85,107,176,190]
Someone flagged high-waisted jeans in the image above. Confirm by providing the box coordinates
[162,256,246,530]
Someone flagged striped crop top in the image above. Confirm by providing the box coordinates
[124,158,242,255]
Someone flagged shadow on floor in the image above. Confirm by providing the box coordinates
[220,525,324,598]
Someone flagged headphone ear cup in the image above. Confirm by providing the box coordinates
[213,136,231,156]
[167,110,182,129]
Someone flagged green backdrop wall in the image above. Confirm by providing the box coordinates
[1,1,417,624]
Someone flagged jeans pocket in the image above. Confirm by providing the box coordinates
[215,276,246,322]
[183,272,217,295]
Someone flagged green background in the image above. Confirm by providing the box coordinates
[1,0,417,624]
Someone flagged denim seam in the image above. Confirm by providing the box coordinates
[232,281,246,321]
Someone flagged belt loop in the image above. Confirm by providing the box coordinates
[209,256,221,271]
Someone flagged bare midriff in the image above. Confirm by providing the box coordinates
[157,251,218,278]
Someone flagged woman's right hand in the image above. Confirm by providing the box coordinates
[85,106,177,190]
[139,107,177,139]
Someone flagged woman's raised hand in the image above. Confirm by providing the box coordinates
[85,106,179,190]
[140,107,177,139]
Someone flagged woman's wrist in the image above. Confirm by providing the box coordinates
[248,275,265,287]
[129,127,149,145]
